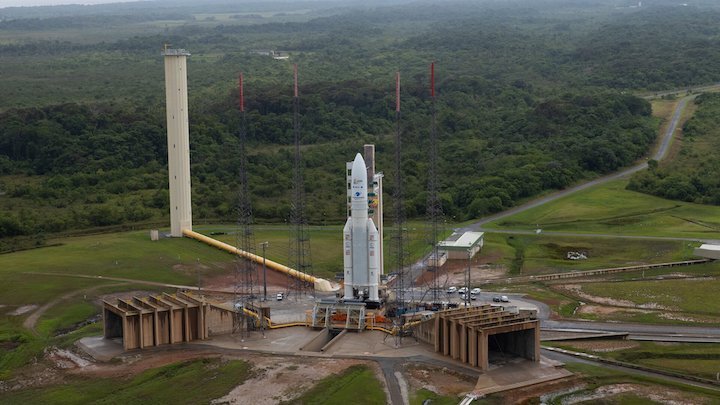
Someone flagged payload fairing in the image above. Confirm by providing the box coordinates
[343,153,380,302]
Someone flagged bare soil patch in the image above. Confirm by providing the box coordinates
[557,284,673,310]
[404,364,476,397]
[559,383,708,404]
[213,356,380,404]
[415,258,507,288]
[575,304,650,316]
[9,304,38,316]
[201,265,298,293]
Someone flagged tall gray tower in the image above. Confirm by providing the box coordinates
[163,48,193,237]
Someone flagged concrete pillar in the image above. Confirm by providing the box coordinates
[469,328,478,367]
[480,332,489,371]
[163,48,192,237]
[122,317,129,351]
[434,315,441,352]
[460,324,468,363]
[183,307,190,342]
[442,318,450,356]
[153,310,159,346]
[199,304,205,340]
[138,313,144,349]
[169,308,175,344]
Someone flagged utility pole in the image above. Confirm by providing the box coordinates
[466,249,471,307]
[261,241,269,301]
[197,258,201,294]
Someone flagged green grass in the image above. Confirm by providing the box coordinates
[0,283,169,380]
[551,341,720,381]
[486,179,720,239]
[410,388,458,405]
[0,358,251,404]
[195,222,439,280]
[579,278,720,315]
[0,230,233,305]
[285,364,386,405]
[560,362,720,402]
[483,232,696,277]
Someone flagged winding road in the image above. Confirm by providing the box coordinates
[460,94,693,232]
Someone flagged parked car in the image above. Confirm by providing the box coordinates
[458,287,468,294]
[492,296,501,302]
[500,295,510,303]
[470,294,477,301]
[447,286,457,293]
[471,288,481,295]
[276,292,285,301]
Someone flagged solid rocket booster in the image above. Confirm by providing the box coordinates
[343,153,380,301]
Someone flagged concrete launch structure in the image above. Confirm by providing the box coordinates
[343,153,381,303]
[163,48,193,237]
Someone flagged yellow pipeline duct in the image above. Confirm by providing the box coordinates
[183,229,338,292]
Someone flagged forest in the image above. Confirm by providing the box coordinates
[1,0,719,243]
[628,93,720,205]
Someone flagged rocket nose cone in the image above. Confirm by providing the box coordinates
[352,153,365,171]
[350,153,368,205]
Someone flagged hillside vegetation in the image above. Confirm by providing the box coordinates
[629,93,720,205]
[1,1,720,243]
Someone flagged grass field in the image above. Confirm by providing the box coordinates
[504,234,696,276]
[286,364,386,405]
[410,388,458,405]
[0,358,251,404]
[486,179,720,239]
[560,362,720,403]
[0,231,234,306]
[196,222,439,280]
[579,278,720,315]
[550,341,720,381]
[0,231,235,379]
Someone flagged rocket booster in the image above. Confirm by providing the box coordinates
[343,153,380,301]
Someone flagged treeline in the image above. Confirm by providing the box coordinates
[628,93,720,205]
[0,87,653,238]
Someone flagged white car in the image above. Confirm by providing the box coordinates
[276,292,285,301]
[500,295,510,303]
[471,288,481,295]
[458,287,468,294]
[447,286,457,293]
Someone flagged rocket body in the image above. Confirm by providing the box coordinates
[343,153,380,302]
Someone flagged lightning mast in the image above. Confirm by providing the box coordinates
[392,71,410,347]
[427,62,444,303]
[234,72,259,338]
[289,64,313,298]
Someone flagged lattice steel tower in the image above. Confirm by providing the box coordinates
[288,64,313,297]
[392,72,411,347]
[233,73,259,338]
[426,62,444,303]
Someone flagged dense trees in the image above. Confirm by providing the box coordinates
[0,0,716,240]
[0,88,653,238]
[628,93,720,205]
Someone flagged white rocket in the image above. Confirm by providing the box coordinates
[343,153,380,302]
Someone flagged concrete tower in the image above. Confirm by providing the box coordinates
[163,48,192,237]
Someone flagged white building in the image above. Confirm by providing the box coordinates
[694,244,720,260]
[437,231,484,260]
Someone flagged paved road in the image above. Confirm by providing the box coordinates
[516,296,720,341]
[460,95,693,232]
[541,349,720,392]
[470,228,720,244]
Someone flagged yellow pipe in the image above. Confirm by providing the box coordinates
[183,229,337,292]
